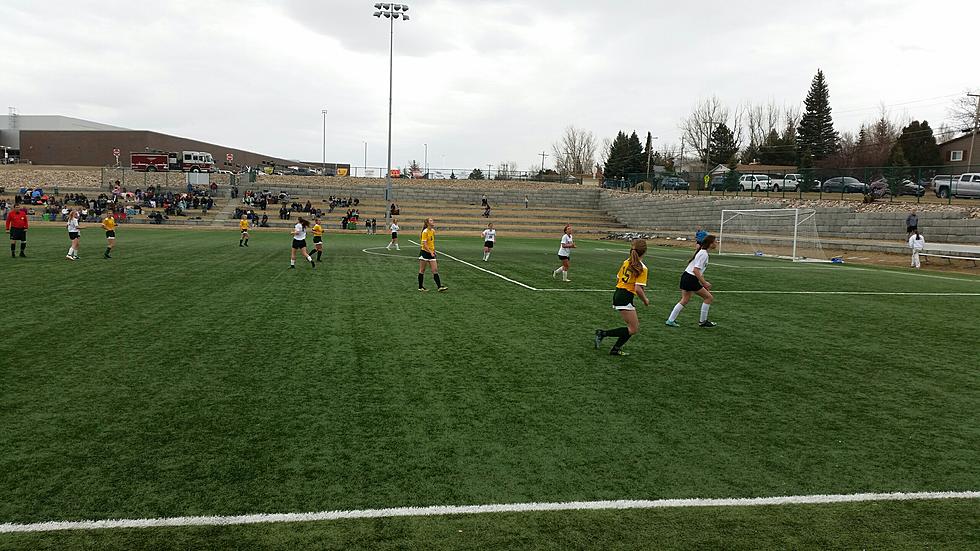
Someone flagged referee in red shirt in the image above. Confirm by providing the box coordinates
[5,207,29,258]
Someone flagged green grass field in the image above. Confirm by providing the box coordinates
[1,226,978,549]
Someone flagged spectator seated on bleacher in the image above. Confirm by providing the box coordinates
[260,214,269,227]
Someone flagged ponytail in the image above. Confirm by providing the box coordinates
[689,234,716,262]
[627,239,647,277]
[298,217,310,228]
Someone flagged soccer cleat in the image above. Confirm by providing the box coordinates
[665,320,680,327]
[311,260,316,268]
[437,286,448,292]
[244,242,248,247]
[289,265,296,269]
[699,320,717,328]
[594,330,604,349]
[19,252,26,258]
[239,243,244,247]
[66,255,75,261]
[418,287,428,292]
[610,349,630,357]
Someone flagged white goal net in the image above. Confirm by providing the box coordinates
[718,208,827,262]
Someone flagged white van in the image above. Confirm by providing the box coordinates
[738,174,772,191]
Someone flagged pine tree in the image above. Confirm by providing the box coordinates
[603,131,628,179]
[797,69,840,160]
[626,132,644,176]
[468,168,484,180]
[894,120,941,168]
[708,124,738,166]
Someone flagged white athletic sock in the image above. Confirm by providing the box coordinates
[396,245,400,250]
[562,269,568,281]
[553,266,562,275]
[668,303,684,322]
[290,259,295,266]
[700,303,711,323]
[67,247,73,255]
[307,256,313,262]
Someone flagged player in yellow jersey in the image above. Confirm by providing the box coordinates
[418,218,447,292]
[594,239,649,356]
[239,215,250,247]
[311,217,324,262]
[101,210,116,259]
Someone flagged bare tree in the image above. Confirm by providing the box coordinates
[935,122,958,144]
[496,161,520,180]
[552,126,598,176]
[948,91,980,132]
[680,96,732,165]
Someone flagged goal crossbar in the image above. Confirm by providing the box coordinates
[718,208,827,262]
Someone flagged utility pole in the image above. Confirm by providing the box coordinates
[968,93,980,169]
[363,141,368,176]
[321,109,328,175]
[424,143,428,178]
[487,163,492,181]
[538,151,549,172]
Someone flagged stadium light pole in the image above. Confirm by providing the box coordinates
[321,110,328,175]
[373,3,411,220]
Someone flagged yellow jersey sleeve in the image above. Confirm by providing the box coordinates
[636,265,648,287]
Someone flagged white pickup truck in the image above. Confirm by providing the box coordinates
[770,173,805,192]
[934,173,980,199]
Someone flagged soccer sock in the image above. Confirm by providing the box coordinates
[433,273,443,287]
[317,250,322,261]
[10,243,14,256]
[20,243,25,253]
[668,303,684,322]
[603,327,631,351]
[562,269,568,281]
[700,303,711,323]
[290,259,296,266]
[68,247,74,256]
[307,255,313,262]
[105,247,111,256]
[612,332,632,352]
[244,238,248,246]
[418,273,424,289]
[240,239,243,246]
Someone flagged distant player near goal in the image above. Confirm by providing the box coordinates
[102,210,117,259]
[666,235,717,328]
[386,219,400,250]
[239,215,250,247]
[482,223,496,262]
[418,218,447,292]
[552,225,575,281]
[594,239,650,356]
[289,218,315,269]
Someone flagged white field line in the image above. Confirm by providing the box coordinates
[361,247,416,259]
[1,491,976,534]
[408,240,538,291]
[715,291,980,296]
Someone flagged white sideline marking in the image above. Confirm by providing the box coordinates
[408,240,538,290]
[715,291,980,297]
[1,491,976,534]
[361,247,415,259]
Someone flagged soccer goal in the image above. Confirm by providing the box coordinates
[718,208,828,262]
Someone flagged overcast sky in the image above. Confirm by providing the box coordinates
[3,0,977,172]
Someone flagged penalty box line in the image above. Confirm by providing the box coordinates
[1,491,976,534]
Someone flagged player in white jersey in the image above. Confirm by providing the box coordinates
[482,223,496,261]
[65,210,81,261]
[387,219,400,250]
[552,225,575,281]
[666,235,717,328]
[289,217,316,269]
[908,230,925,269]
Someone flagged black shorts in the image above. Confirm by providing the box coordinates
[612,288,635,308]
[680,271,703,292]
[484,241,494,249]
[292,239,307,250]
[907,225,917,233]
[105,230,116,238]
[241,229,248,235]
[9,228,26,241]
[558,255,569,261]
[68,232,80,240]
[419,249,436,261]
[391,232,398,239]
[313,236,322,244]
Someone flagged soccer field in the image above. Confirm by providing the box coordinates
[1,226,978,549]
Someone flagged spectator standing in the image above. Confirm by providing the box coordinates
[908,230,925,269]
[524,194,529,209]
[905,210,918,237]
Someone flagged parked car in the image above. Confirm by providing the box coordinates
[868,178,923,198]
[770,173,805,192]
[738,174,773,191]
[934,173,980,199]
[821,177,868,194]
[708,174,738,191]
[659,176,690,190]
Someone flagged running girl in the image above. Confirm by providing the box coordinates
[482,223,496,261]
[418,218,447,292]
[595,239,649,356]
[289,217,316,269]
[666,235,717,328]
[239,215,250,247]
[66,210,80,261]
[552,224,575,281]
[102,210,116,259]
[312,217,324,262]
[386,219,400,250]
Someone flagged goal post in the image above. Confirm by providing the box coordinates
[718,208,828,262]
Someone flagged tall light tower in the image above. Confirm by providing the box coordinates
[373,3,411,219]
[321,109,328,175]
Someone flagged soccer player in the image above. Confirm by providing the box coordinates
[418,218,447,292]
[909,229,925,269]
[102,210,116,259]
[5,207,29,258]
[482,223,496,261]
[666,235,717,328]
[386,219,400,250]
[552,225,575,282]
[595,239,649,356]
[312,217,324,262]
[239,215,250,247]
[289,217,315,269]
[66,210,81,261]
